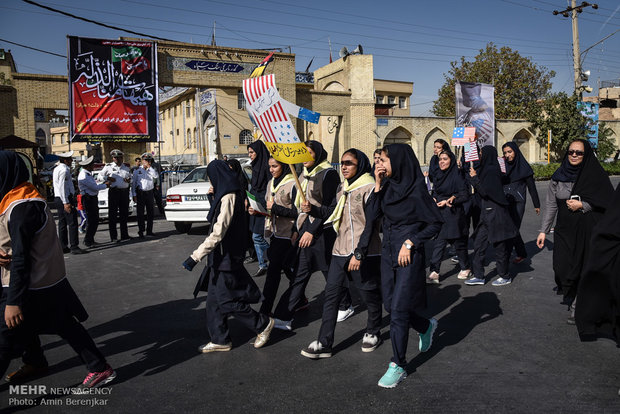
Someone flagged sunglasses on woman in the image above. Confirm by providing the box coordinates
[567,150,584,156]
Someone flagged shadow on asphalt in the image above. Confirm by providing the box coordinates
[406,291,502,375]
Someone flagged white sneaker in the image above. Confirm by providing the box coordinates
[273,318,292,331]
[361,333,382,352]
[427,271,440,284]
[336,306,355,322]
[457,269,471,280]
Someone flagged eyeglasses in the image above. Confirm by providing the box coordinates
[568,150,584,156]
[341,160,357,167]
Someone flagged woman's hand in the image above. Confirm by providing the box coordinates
[436,200,448,208]
[248,207,256,215]
[535,208,540,215]
[298,231,314,248]
[301,200,311,213]
[398,242,413,267]
[348,256,361,272]
[536,232,546,249]
[423,171,429,177]
[446,195,456,207]
[566,199,583,212]
[5,305,23,329]
[469,165,477,177]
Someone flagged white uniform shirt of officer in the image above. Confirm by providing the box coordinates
[131,163,158,197]
[78,168,106,196]
[100,159,131,189]
[53,161,75,203]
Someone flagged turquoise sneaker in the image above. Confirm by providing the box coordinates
[419,318,438,352]
[377,362,407,388]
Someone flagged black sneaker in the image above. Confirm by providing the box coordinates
[62,247,71,254]
[252,267,267,277]
[300,341,332,359]
[138,233,145,239]
[71,247,87,255]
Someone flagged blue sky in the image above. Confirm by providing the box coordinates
[1,0,619,116]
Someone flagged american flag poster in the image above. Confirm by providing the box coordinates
[243,74,313,163]
[455,81,495,148]
[464,141,479,162]
[497,156,506,173]
[452,127,476,146]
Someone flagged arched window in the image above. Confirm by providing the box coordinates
[238,90,246,110]
[239,129,253,145]
[187,129,192,148]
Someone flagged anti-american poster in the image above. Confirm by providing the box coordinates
[68,36,158,143]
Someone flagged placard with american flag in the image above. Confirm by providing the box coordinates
[243,74,313,163]
[497,156,506,173]
[452,127,476,146]
[464,141,479,162]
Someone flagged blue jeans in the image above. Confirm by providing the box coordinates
[252,232,269,269]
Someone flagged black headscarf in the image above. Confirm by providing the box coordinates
[342,148,371,185]
[271,158,292,188]
[0,151,30,202]
[478,146,509,206]
[381,143,442,225]
[226,158,248,191]
[305,140,328,174]
[207,160,241,223]
[432,151,467,198]
[568,139,614,211]
[428,140,451,180]
[248,140,270,195]
[502,141,534,183]
[551,140,589,183]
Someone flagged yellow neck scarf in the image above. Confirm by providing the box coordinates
[325,173,375,233]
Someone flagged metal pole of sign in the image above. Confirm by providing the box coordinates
[547,130,552,164]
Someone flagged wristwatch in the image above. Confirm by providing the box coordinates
[403,241,413,250]
[354,249,364,261]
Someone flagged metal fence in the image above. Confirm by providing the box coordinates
[160,166,198,196]
[601,79,620,88]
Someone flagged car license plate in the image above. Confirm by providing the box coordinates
[184,194,208,201]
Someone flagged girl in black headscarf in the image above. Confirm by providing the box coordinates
[183,160,275,352]
[272,140,351,329]
[371,144,443,388]
[424,139,450,184]
[501,142,541,263]
[247,140,271,276]
[537,139,614,323]
[300,149,383,358]
[575,182,620,345]
[259,158,298,316]
[226,158,249,192]
[466,145,517,287]
[428,150,471,283]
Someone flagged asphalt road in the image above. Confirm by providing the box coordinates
[1,179,619,413]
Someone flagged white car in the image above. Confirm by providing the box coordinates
[93,170,136,219]
[165,161,252,233]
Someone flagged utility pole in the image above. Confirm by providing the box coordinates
[553,1,598,97]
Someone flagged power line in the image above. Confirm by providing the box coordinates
[0,37,65,58]
[21,0,175,42]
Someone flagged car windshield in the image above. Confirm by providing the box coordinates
[182,168,209,183]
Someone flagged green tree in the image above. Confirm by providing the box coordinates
[526,92,617,161]
[432,43,555,119]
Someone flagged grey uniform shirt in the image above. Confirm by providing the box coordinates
[539,180,592,233]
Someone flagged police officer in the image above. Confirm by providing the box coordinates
[52,151,85,254]
[77,156,109,248]
[100,149,132,242]
[132,153,158,238]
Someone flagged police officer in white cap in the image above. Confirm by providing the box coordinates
[77,156,109,248]
[52,151,85,254]
[131,153,158,238]
[100,149,132,242]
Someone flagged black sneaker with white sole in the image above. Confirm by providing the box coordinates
[300,340,332,359]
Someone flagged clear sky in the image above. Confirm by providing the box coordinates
[1,0,619,116]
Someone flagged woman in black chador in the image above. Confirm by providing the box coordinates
[428,150,471,283]
[465,145,517,287]
[575,183,620,345]
[247,140,271,277]
[182,160,274,353]
[372,144,443,388]
[537,139,613,323]
[501,142,540,263]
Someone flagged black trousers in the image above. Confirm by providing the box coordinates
[82,194,99,245]
[136,189,154,235]
[430,236,470,273]
[318,256,382,349]
[508,201,527,258]
[206,270,269,345]
[55,196,79,249]
[153,185,165,215]
[273,247,352,322]
[472,220,513,280]
[260,237,295,315]
[108,187,130,240]
[0,290,106,378]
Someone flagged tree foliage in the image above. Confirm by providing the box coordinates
[432,43,555,119]
[527,92,617,162]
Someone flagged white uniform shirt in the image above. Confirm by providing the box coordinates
[78,168,106,196]
[52,163,75,203]
[100,162,131,189]
[131,166,158,197]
